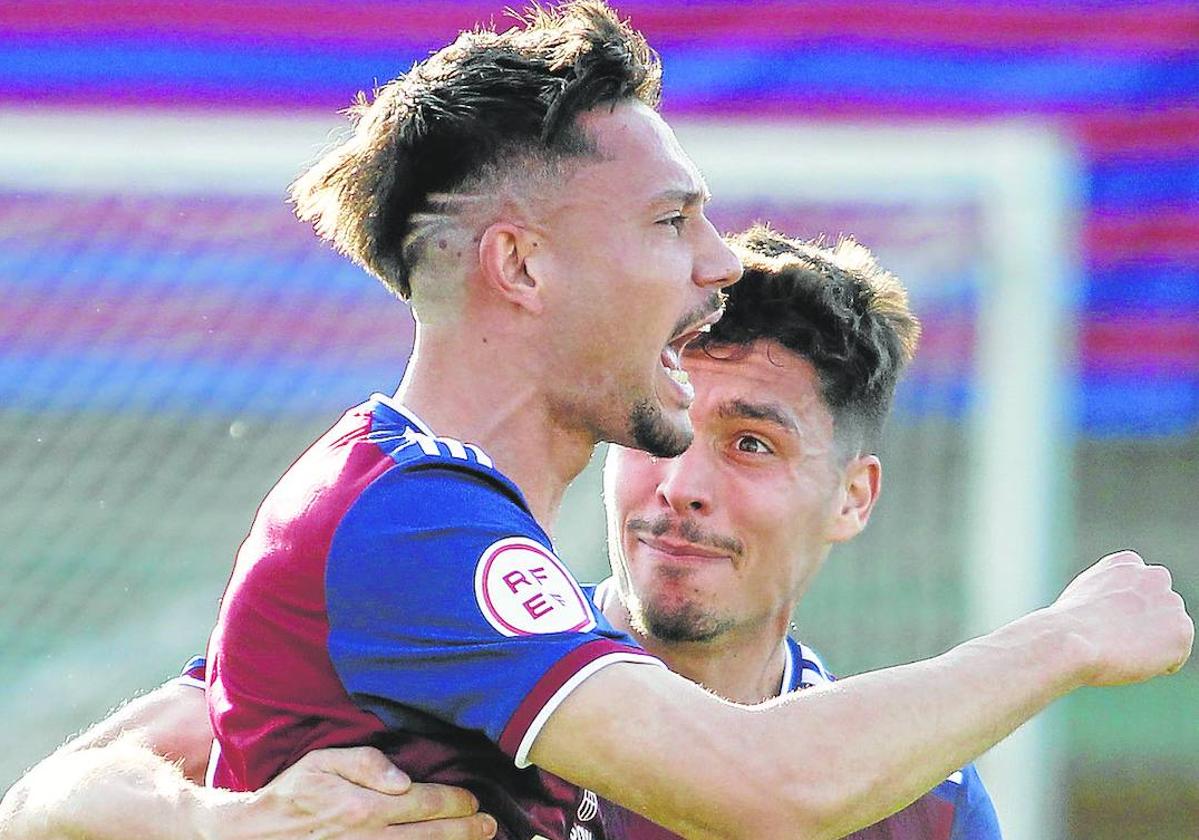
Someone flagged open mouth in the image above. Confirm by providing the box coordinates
[660,307,724,389]
[659,338,691,387]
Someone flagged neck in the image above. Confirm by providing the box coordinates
[396,322,596,531]
[602,593,792,704]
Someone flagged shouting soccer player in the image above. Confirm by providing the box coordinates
[2,3,1190,840]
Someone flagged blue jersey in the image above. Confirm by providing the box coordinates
[205,395,662,840]
[589,583,1003,840]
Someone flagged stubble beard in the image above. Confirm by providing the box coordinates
[629,397,691,458]
[632,585,735,644]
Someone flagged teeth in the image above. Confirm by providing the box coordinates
[697,323,712,333]
[668,368,690,386]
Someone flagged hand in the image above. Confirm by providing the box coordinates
[199,746,497,840]
[1049,550,1193,687]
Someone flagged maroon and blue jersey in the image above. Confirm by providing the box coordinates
[189,627,1001,838]
[205,394,662,840]
[191,593,999,838]
[588,582,1002,840]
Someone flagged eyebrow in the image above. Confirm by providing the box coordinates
[716,399,801,435]
[651,187,710,208]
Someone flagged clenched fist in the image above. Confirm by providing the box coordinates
[1047,550,1193,687]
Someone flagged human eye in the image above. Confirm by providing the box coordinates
[734,434,773,455]
[658,213,687,234]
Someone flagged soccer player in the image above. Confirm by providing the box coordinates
[4,4,1191,840]
[591,225,1001,838]
[8,229,1003,840]
[2,225,1181,840]
[200,4,740,838]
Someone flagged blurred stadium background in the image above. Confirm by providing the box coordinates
[0,2,1195,838]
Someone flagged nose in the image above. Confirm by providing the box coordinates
[693,214,742,291]
[656,446,714,516]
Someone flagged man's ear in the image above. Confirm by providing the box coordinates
[477,222,545,314]
[827,454,881,544]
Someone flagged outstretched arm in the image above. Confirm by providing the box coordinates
[532,550,1193,839]
[0,681,495,840]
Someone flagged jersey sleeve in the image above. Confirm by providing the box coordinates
[949,763,1003,839]
[325,461,662,768]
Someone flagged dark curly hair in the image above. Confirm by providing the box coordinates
[290,1,661,301]
[699,224,922,454]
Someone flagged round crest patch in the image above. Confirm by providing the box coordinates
[474,537,596,636]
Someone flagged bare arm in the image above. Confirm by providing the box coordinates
[0,682,495,840]
[48,680,215,783]
[531,550,1194,839]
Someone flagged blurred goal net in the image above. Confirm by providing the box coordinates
[0,110,1078,839]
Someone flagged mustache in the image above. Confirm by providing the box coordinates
[669,291,727,339]
[627,514,744,557]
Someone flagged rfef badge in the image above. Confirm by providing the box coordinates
[474,537,597,636]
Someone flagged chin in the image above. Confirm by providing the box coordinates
[638,597,732,644]
[629,398,691,458]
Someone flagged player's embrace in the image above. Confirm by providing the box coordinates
[1,2,1191,840]
[202,3,1191,837]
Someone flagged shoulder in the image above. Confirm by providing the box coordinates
[335,395,533,536]
[321,399,551,628]
[340,450,534,547]
[363,396,524,507]
[326,405,558,615]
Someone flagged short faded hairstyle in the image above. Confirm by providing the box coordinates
[290,1,661,300]
[700,225,922,454]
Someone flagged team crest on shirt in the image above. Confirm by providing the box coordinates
[474,537,597,636]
